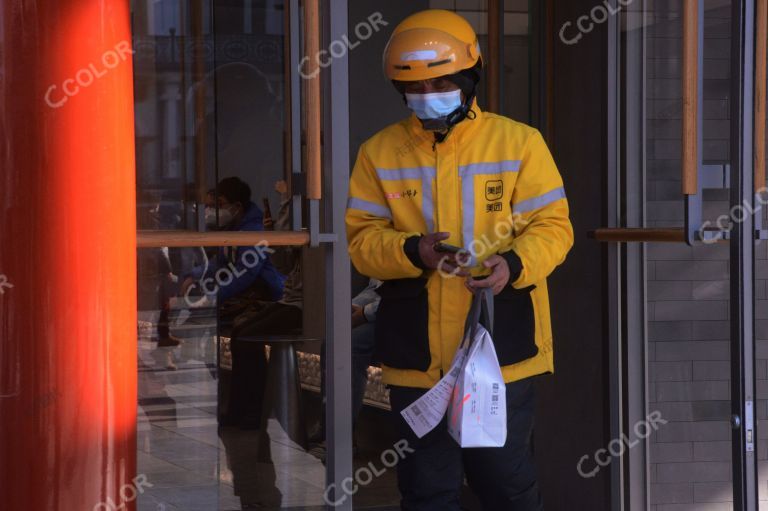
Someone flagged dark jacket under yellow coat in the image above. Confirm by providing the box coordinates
[345,102,573,389]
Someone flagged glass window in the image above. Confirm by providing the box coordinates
[134,1,325,509]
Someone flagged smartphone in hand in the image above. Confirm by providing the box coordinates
[433,242,464,254]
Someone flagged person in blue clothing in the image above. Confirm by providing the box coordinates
[181,177,286,428]
[181,177,285,305]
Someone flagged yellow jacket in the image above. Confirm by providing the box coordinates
[346,102,573,389]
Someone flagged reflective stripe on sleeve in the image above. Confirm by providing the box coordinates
[512,187,566,214]
[346,197,393,219]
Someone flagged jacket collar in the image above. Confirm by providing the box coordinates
[406,98,484,154]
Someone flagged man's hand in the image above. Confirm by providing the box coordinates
[418,232,470,276]
[275,180,289,196]
[466,255,511,295]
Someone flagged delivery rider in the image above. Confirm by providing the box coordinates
[345,9,573,511]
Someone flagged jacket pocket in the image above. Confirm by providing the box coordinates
[374,277,431,371]
[491,284,539,366]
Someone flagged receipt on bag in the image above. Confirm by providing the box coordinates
[400,348,467,438]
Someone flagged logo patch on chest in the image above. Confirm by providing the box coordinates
[485,180,504,201]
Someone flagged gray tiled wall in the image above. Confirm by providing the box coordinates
[646,2,768,509]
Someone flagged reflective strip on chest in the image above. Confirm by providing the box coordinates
[458,160,521,178]
[458,161,522,264]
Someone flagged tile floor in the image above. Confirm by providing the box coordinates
[135,311,402,510]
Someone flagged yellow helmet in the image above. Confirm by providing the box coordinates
[383,10,483,82]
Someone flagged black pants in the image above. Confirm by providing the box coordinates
[388,378,543,511]
[157,276,174,338]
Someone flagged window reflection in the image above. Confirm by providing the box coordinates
[133,1,311,509]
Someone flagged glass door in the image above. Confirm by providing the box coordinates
[132,0,348,509]
[605,0,763,508]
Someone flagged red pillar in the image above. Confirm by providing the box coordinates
[0,1,138,510]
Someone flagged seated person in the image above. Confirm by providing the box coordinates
[227,179,302,338]
[181,176,285,311]
[181,177,286,427]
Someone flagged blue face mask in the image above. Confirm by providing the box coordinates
[405,90,463,121]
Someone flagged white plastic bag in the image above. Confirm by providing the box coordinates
[447,288,507,447]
